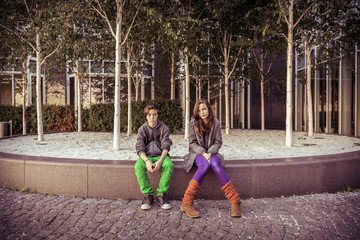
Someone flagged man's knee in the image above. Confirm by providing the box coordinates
[162,157,174,170]
[134,159,146,172]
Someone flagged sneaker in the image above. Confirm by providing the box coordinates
[156,194,171,210]
[141,195,153,210]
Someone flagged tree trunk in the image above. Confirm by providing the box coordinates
[198,77,202,100]
[36,31,44,141]
[207,78,210,102]
[182,78,185,128]
[219,79,222,124]
[113,5,123,150]
[75,63,82,132]
[184,47,190,140]
[135,81,139,101]
[134,58,140,101]
[77,75,82,132]
[127,45,132,136]
[195,78,199,100]
[261,77,265,131]
[306,43,313,136]
[225,70,230,135]
[223,32,230,135]
[207,50,210,102]
[260,54,265,131]
[135,69,140,101]
[170,51,175,100]
[285,0,294,147]
[151,48,155,100]
[22,61,26,135]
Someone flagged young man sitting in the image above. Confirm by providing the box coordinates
[135,103,174,210]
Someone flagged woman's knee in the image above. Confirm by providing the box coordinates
[198,167,210,177]
[210,156,224,171]
[197,162,210,173]
[210,155,220,163]
[196,157,210,171]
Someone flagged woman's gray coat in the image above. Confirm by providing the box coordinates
[183,118,225,172]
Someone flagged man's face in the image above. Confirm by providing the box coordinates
[146,109,158,127]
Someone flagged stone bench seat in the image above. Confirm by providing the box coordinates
[0,151,359,200]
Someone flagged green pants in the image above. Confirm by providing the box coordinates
[134,156,174,196]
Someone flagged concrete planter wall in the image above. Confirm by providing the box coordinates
[1,151,359,200]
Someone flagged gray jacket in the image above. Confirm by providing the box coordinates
[183,118,225,172]
[136,120,172,157]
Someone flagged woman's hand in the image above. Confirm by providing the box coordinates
[202,153,212,163]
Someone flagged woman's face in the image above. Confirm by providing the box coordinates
[198,103,209,121]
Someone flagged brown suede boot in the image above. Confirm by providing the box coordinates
[230,203,241,217]
[222,181,242,217]
[181,179,201,218]
[180,202,200,218]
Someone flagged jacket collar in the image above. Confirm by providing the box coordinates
[192,119,214,149]
[146,120,160,130]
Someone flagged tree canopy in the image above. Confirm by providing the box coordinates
[1,0,359,144]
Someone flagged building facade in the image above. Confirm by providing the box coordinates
[294,45,360,136]
[1,45,359,137]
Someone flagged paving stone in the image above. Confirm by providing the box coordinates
[100,233,118,240]
[1,188,360,239]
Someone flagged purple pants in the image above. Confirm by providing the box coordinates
[192,154,229,187]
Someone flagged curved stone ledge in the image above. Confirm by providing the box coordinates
[0,151,359,200]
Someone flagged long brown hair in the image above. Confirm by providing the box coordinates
[193,99,214,135]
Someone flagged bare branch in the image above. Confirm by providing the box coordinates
[41,40,63,66]
[227,33,232,63]
[265,61,274,75]
[229,47,242,77]
[121,0,143,45]
[211,51,224,76]
[87,0,116,38]
[294,2,315,28]
[283,14,289,25]
[0,23,36,52]
[263,49,268,60]
[271,30,288,41]
[190,8,205,30]
[278,0,290,25]
[264,78,271,84]
[218,40,225,61]
[252,48,262,70]
[24,0,30,13]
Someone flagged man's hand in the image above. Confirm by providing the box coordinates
[141,152,154,172]
[145,160,154,172]
[151,149,167,172]
[152,160,162,172]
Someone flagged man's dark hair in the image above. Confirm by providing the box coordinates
[144,103,159,118]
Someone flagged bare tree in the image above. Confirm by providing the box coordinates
[88,0,142,149]
[251,48,277,131]
[206,0,249,135]
[126,43,135,136]
[0,0,70,141]
[276,0,314,146]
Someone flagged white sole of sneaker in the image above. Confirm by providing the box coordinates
[160,204,171,210]
[141,205,151,210]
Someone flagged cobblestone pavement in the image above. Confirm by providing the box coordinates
[0,188,359,240]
